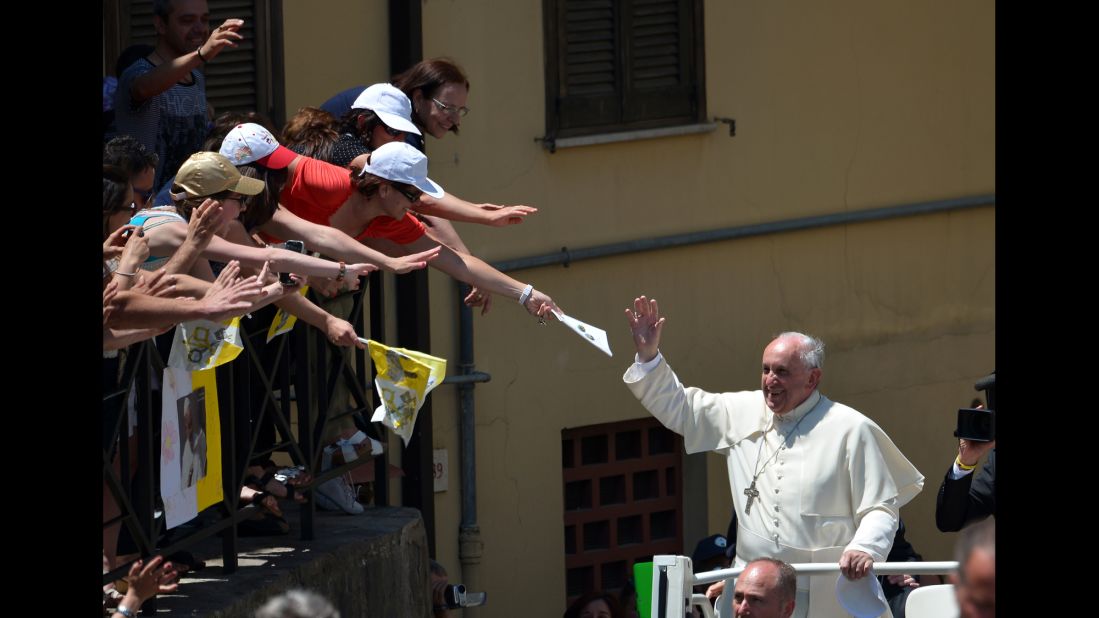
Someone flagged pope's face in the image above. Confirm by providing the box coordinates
[760,337,820,415]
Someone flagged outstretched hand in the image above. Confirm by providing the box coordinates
[522,288,560,322]
[185,199,223,251]
[625,295,664,363]
[463,286,493,315]
[387,246,441,274]
[123,555,180,604]
[481,203,538,226]
[199,19,245,63]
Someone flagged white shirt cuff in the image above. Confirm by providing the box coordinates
[949,460,976,480]
[632,351,663,374]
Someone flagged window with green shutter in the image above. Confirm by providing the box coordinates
[542,0,706,149]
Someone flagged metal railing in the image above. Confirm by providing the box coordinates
[102,273,393,597]
[651,555,958,618]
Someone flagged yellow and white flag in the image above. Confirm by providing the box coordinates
[160,367,224,528]
[265,286,310,342]
[364,339,447,446]
[167,317,243,371]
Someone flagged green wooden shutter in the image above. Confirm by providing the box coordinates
[545,0,704,139]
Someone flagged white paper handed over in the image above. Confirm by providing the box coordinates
[552,310,613,357]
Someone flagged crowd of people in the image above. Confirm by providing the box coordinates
[102,0,566,613]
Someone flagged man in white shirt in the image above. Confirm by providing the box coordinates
[622,296,924,618]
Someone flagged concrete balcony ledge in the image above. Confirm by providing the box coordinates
[147,506,431,617]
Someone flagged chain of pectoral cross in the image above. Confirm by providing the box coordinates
[744,412,810,515]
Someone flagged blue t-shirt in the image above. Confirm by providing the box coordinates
[319,85,367,118]
[114,58,208,192]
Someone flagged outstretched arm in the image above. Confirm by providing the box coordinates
[147,218,378,280]
[271,292,366,349]
[415,191,537,227]
[261,205,439,274]
[130,19,244,103]
[403,235,559,320]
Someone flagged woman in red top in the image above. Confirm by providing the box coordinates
[221,126,562,320]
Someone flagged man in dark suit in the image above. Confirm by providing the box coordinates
[935,397,996,531]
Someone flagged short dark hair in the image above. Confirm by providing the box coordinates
[744,558,797,605]
[103,164,132,236]
[152,0,175,20]
[104,135,158,180]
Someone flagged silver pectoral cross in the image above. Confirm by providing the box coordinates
[744,481,760,515]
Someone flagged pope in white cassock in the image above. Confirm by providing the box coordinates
[622,296,924,618]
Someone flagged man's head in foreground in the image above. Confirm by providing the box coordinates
[733,558,796,618]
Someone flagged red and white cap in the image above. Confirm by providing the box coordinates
[219,123,298,169]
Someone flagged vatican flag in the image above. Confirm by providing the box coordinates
[167,317,243,371]
[364,339,446,446]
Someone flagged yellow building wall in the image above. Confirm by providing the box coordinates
[279,1,994,616]
[417,1,994,616]
[281,0,390,119]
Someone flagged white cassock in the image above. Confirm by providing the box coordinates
[192,429,207,481]
[624,354,924,618]
[181,441,197,488]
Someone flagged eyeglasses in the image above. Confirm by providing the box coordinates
[391,183,422,203]
[431,97,470,118]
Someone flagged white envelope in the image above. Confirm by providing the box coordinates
[552,310,613,357]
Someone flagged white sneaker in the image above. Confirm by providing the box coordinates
[315,474,363,514]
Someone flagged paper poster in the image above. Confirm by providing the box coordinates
[362,339,447,446]
[161,367,224,529]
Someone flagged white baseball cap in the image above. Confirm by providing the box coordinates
[359,141,444,198]
[219,123,298,169]
[351,83,422,136]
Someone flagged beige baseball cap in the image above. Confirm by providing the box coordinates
[170,151,266,200]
